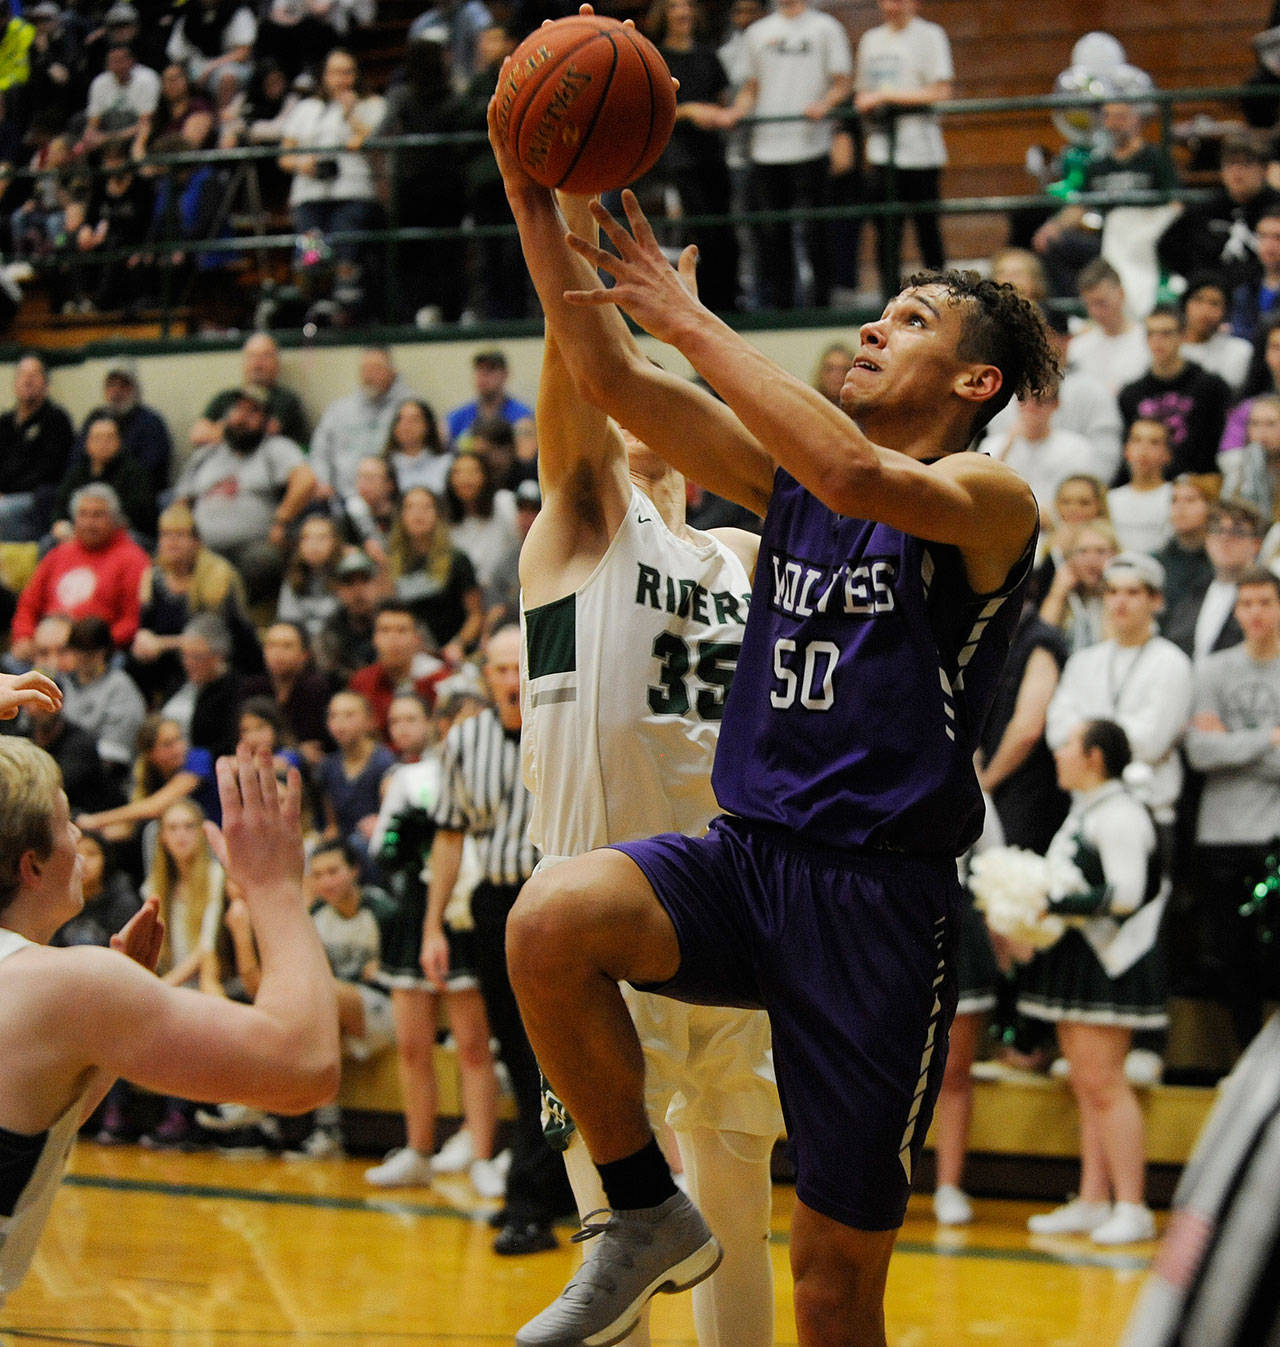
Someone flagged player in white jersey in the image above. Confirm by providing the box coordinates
[0,681,338,1308]
[516,190,782,1347]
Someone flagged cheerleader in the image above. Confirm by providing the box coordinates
[1021,718,1167,1245]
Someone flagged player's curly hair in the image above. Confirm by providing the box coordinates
[905,270,1061,438]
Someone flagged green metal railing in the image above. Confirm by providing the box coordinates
[7,79,1268,342]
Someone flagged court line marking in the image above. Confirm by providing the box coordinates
[61,1174,1151,1271]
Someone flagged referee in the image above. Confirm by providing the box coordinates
[422,626,573,1254]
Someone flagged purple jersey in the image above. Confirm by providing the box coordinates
[713,468,1034,856]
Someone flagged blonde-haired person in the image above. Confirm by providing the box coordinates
[989,246,1049,304]
[386,486,484,663]
[145,799,228,994]
[1031,473,1112,595]
[138,797,232,1146]
[131,502,261,705]
[1039,519,1120,655]
[0,723,339,1307]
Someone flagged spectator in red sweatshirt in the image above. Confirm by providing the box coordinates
[11,483,150,662]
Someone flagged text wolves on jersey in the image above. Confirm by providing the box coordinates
[769,554,899,620]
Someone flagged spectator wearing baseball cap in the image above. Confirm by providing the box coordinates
[75,364,173,484]
[316,548,380,682]
[171,384,318,608]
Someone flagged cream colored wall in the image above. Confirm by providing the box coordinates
[36,324,861,479]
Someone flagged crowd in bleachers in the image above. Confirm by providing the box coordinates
[0,0,1277,329]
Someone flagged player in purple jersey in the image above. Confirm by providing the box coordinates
[487,60,1057,1347]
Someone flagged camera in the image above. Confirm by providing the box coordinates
[312,158,340,181]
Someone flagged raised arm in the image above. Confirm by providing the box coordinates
[20,749,339,1130]
[521,191,644,605]
[489,90,774,518]
[564,191,1036,587]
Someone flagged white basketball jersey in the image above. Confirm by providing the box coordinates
[522,486,753,854]
[0,930,89,1304]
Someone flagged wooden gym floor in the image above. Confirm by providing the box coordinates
[0,1140,1155,1346]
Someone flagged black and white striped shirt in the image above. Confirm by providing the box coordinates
[433,708,538,885]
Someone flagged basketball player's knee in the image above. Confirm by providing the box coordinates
[507,873,588,983]
[793,1269,851,1339]
[793,1266,881,1347]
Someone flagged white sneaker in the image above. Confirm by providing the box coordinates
[429,1129,475,1175]
[364,1147,435,1188]
[1027,1199,1112,1235]
[470,1150,511,1199]
[933,1185,973,1226]
[1091,1202,1156,1245]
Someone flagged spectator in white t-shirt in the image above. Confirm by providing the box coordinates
[726,0,852,309]
[1108,418,1175,555]
[81,42,160,152]
[1067,259,1151,397]
[855,0,953,294]
[172,388,317,605]
[985,390,1096,518]
[279,48,384,304]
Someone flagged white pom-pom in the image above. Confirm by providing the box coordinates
[969,846,1068,953]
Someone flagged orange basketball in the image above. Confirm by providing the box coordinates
[495,15,678,195]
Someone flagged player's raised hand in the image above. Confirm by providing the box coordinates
[564,190,705,345]
[110,894,164,973]
[0,670,62,720]
[205,744,305,896]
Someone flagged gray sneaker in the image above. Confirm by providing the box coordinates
[516,1192,722,1347]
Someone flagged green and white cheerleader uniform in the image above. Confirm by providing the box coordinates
[1019,780,1168,1028]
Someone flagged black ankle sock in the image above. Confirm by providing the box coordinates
[597,1137,678,1211]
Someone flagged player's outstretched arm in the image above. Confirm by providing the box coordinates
[50,747,340,1117]
[488,89,774,517]
[569,191,1037,584]
[531,191,630,516]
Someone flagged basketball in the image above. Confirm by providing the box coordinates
[495,15,678,195]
